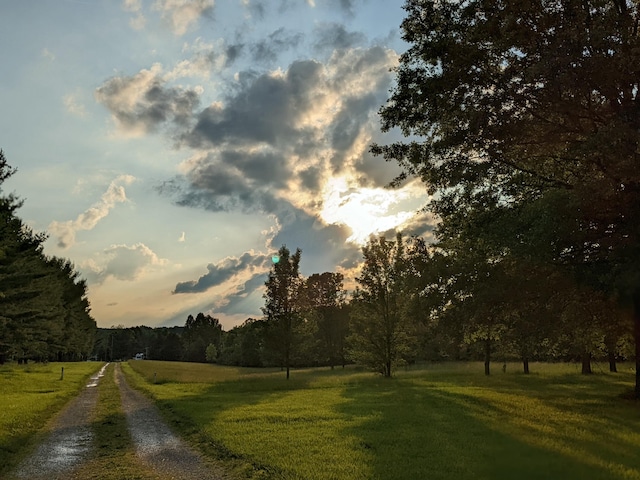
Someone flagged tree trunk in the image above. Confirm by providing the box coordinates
[484,338,491,376]
[581,351,592,375]
[608,351,617,373]
[523,357,530,374]
[634,294,640,398]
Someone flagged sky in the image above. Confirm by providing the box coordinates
[0,0,433,330]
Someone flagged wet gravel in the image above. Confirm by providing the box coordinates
[10,364,108,479]
[9,363,227,480]
[114,364,227,480]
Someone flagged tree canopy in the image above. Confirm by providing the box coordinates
[0,150,96,362]
[373,0,640,393]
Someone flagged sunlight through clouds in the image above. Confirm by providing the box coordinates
[320,176,419,245]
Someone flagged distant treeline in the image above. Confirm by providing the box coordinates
[0,151,96,364]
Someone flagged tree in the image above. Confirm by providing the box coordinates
[182,312,222,362]
[301,272,348,369]
[374,1,640,396]
[0,150,96,363]
[348,233,416,377]
[262,245,303,379]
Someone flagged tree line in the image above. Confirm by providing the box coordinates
[0,151,96,363]
[90,235,634,383]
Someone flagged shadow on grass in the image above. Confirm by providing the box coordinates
[337,371,640,480]
[123,363,640,480]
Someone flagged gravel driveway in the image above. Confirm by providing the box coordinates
[8,363,227,480]
[10,364,108,479]
[114,364,226,479]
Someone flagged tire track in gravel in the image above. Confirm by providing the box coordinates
[10,363,109,480]
[114,363,227,480]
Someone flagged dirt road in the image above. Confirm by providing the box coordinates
[9,363,226,480]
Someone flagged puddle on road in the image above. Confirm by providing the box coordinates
[86,362,109,388]
[16,427,93,477]
[12,362,109,479]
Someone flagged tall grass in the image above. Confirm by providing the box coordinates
[0,361,104,475]
[125,361,640,480]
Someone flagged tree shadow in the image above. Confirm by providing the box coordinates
[337,372,640,480]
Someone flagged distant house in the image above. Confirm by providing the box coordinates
[134,353,145,360]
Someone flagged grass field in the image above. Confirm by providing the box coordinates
[125,361,640,480]
[0,361,103,475]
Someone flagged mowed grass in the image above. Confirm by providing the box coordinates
[0,361,104,475]
[125,361,640,480]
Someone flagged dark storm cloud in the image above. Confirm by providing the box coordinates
[250,28,304,64]
[157,146,291,214]
[173,251,271,294]
[312,23,367,53]
[157,172,285,214]
[183,59,323,148]
[95,69,200,134]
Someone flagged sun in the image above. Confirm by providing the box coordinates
[319,176,424,245]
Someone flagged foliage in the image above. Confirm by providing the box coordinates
[183,312,222,363]
[348,233,417,377]
[300,272,349,369]
[205,343,218,363]
[262,245,303,379]
[373,0,640,393]
[0,150,96,363]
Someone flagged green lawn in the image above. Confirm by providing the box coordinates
[125,361,640,480]
[0,361,104,475]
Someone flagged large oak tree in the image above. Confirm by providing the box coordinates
[373,0,640,395]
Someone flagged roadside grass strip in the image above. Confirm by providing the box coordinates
[126,361,640,480]
[0,362,103,476]
[72,362,174,480]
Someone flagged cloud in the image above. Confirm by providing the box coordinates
[165,38,227,80]
[183,59,325,149]
[49,175,135,249]
[312,23,367,53]
[123,0,146,30]
[158,45,407,236]
[178,231,186,242]
[153,0,214,36]
[216,272,268,315]
[250,28,304,64]
[82,243,168,284]
[173,251,271,294]
[95,64,202,136]
[63,92,87,117]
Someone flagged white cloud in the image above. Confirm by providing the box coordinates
[153,0,214,36]
[123,0,146,29]
[49,175,136,249]
[82,242,168,284]
[95,63,201,136]
[63,92,87,117]
[165,38,225,80]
